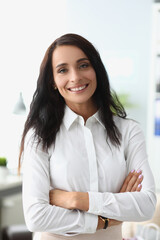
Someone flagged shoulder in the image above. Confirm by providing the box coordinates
[24,129,50,155]
[113,116,144,138]
[24,128,39,147]
[24,128,54,157]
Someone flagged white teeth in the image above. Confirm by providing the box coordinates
[69,84,87,92]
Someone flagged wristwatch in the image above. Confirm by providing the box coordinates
[99,216,109,229]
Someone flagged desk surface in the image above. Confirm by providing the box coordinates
[0,173,22,199]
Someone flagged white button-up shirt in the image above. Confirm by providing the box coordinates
[22,106,156,240]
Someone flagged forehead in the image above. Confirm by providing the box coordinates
[52,45,87,66]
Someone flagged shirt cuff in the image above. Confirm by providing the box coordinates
[87,192,103,215]
[84,212,98,233]
[88,191,120,219]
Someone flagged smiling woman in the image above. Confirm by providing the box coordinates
[19,33,156,240]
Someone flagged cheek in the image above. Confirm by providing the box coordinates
[54,77,67,90]
[56,84,66,99]
[57,82,65,89]
[90,72,97,87]
[87,69,97,83]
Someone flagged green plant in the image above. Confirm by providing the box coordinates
[112,91,137,108]
[0,157,7,166]
[117,93,136,108]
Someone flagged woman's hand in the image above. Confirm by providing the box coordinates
[119,169,143,193]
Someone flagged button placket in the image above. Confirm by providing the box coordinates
[83,126,98,192]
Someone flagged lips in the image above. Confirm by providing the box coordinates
[68,84,88,92]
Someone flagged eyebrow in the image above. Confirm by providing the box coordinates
[56,58,89,68]
[77,57,89,63]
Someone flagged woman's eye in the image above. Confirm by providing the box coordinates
[79,63,89,69]
[58,68,67,74]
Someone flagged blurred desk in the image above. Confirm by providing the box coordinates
[0,172,22,240]
[0,174,22,199]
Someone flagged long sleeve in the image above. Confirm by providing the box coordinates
[22,132,98,235]
[87,120,157,222]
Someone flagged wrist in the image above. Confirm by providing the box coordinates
[74,192,89,211]
[97,216,105,230]
[70,192,78,209]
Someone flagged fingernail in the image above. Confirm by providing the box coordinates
[138,184,142,188]
[138,174,142,179]
[131,169,135,173]
[137,169,141,173]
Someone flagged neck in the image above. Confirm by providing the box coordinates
[66,102,98,122]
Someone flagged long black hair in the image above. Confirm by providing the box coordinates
[19,33,126,169]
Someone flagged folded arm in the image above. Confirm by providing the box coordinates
[49,170,144,229]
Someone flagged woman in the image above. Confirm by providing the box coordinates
[19,33,156,240]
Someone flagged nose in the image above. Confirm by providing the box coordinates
[70,68,81,83]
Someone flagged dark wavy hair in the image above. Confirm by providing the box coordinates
[18,33,126,170]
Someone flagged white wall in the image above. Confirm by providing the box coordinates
[0,0,68,110]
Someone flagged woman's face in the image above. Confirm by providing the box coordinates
[52,45,97,110]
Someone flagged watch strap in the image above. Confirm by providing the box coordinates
[99,216,109,229]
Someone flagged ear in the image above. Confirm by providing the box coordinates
[53,83,57,90]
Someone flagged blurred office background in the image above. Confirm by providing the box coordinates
[0,0,160,234]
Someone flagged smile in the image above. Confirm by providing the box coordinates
[68,84,88,92]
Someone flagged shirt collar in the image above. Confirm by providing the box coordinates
[63,105,105,130]
[63,105,79,130]
[92,110,105,129]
